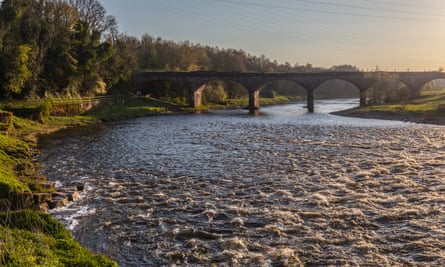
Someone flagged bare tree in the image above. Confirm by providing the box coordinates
[69,0,117,37]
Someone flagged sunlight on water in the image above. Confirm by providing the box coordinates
[41,100,445,266]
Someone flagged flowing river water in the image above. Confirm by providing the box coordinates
[39,99,445,266]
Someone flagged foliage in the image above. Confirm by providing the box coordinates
[37,101,52,123]
[202,83,228,105]
[0,0,136,99]
[136,35,356,74]
[0,210,117,266]
[364,72,415,104]
[0,44,32,96]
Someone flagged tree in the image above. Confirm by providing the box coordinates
[0,0,36,97]
[365,72,411,104]
[0,0,127,98]
[69,0,117,37]
[101,34,138,92]
[0,44,32,97]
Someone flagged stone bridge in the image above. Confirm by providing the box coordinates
[134,71,445,113]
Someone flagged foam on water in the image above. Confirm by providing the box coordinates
[40,101,445,266]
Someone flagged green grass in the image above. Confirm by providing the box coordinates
[0,210,117,267]
[358,92,445,115]
[224,96,300,108]
[0,134,31,198]
[0,114,118,266]
[86,96,183,121]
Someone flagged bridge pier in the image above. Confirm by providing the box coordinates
[306,89,314,113]
[360,90,367,106]
[189,86,204,109]
[248,90,260,113]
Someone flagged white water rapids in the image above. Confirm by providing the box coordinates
[40,100,445,266]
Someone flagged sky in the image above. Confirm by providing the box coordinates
[100,0,445,71]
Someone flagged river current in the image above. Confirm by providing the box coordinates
[40,99,445,266]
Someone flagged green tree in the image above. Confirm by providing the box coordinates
[0,44,32,96]
[101,34,138,93]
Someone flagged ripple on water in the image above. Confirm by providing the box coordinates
[40,105,445,266]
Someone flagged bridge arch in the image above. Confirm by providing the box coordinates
[421,79,445,96]
[366,78,411,104]
[137,79,190,105]
[257,79,307,98]
[314,79,361,98]
[192,79,249,108]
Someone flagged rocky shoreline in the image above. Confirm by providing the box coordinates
[332,108,445,126]
[1,181,82,212]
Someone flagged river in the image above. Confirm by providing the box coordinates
[39,99,445,266]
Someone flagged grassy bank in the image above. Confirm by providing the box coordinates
[201,95,301,110]
[0,210,116,266]
[0,121,117,266]
[0,96,184,266]
[86,96,192,120]
[334,93,445,125]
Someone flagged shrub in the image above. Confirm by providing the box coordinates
[38,101,53,123]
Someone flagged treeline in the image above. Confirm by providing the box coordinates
[0,0,360,100]
[136,35,365,76]
[135,35,360,73]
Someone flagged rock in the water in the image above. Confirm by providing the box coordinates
[56,186,79,201]
[48,195,69,209]
[33,193,52,204]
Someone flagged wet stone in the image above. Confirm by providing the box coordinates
[33,193,52,204]
[48,196,69,209]
[56,186,79,201]
[38,182,56,191]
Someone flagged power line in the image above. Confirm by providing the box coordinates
[360,0,444,11]
[296,0,444,18]
[212,0,445,22]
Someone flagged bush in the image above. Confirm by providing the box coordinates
[38,101,53,123]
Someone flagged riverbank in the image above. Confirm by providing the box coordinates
[0,96,184,266]
[333,94,445,126]
[0,117,119,265]
[333,108,445,125]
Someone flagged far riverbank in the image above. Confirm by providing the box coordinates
[332,108,445,126]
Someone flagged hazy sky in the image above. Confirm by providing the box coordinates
[101,0,445,71]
